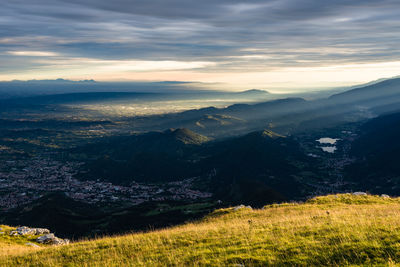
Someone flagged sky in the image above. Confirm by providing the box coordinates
[1,0,400,92]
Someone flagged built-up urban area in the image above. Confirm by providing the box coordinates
[0,157,212,211]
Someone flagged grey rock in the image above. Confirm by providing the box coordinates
[233,204,252,211]
[15,226,50,236]
[353,192,367,196]
[36,234,55,244]
[35,228,51,235]
[381,194,390,198]
[36,233,69,245]
[9,230,19,236]
[16,226,35,235]
[7,225,68,246]
[52,238,70,245]
[25,242,40,248]
[233,204,245,211]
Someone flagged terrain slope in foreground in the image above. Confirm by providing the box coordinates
[2,194,400,266]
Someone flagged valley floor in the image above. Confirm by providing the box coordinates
[2,194,400,266]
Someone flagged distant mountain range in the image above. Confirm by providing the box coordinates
[0,76,396,100]
[234,89,271,95]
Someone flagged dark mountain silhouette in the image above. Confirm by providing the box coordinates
[75,128,209,183]
[202,130,305,206]
[235,89,271,95]
[330,78,400,103]
[327,78,400,115]
[76,128,307,206]
[345,111,400,194]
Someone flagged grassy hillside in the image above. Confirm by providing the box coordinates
[2,194,400,266]
[0,225,45,258]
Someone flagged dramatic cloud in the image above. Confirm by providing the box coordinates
[1,0,400,90]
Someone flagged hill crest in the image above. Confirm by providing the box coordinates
[2,193,400,266]
[164,128,210,145]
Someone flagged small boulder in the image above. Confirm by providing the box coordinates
[353,192,367,196]
[233,204,245,211]
[34,228,51,235]
[25,242,40,248]
[233,204,252,211]
[36,234,69,245]
[52,238,70,245]
[381,194,390,198]
[9,230,19,236]
[36,234,55,244]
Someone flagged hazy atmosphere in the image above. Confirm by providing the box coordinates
[2,1,400,266]
[2,0,400,91]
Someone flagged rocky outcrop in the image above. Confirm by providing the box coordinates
[9,226,50,236]
[8,226,69,246]
[36,234,70,245]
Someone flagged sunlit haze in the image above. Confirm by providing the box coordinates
[1,1,400,91]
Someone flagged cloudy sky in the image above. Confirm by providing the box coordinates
[1,0,400,91]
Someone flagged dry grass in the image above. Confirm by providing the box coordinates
[2,194,400,266]
[0,225,43,258]
[0,243,40,258]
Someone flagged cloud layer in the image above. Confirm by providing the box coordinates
[1,0,400,89]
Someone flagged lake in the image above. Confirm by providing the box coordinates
[316,137,339,153]
[320,146,337,153]
[316,137,340,145]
